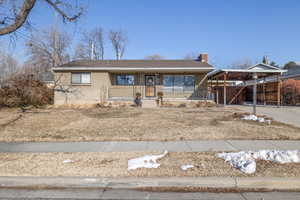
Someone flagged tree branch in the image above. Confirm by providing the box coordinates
[0,0,36,35]
[43,0,83,22]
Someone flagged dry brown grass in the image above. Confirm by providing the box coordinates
[0,152,299,177]
[0,107,299,142]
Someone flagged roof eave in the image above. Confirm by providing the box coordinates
[52,67,214,72]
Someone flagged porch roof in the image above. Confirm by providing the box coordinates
[53,59,214,72]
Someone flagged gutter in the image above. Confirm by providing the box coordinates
[52,67,214,72]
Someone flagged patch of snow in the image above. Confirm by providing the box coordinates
[128,150,168,171]
[241,114,271,124]
[217,150,300,174]
[84,178,97,182]
[63,159,74,163]
[181,165,194,171]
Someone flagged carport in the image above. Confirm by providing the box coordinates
[207,63,287,114]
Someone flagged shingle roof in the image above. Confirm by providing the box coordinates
[57,59,214,68]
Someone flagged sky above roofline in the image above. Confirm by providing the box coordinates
[1,0,300,68]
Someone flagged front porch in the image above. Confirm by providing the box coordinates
[107,73,209,101]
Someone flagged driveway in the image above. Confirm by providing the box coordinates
[231,105,300,128]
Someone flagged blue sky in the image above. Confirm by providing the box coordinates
[2,0,300,68]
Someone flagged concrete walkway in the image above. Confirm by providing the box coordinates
[231,105,300,128]
[0,140,299,152]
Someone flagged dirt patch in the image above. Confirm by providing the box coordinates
[0,107,299,142]
[0,152,299,177]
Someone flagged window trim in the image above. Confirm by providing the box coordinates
[71,72,91,85]
[115,74,135,85]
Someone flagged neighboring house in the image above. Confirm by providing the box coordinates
[283,62,300,80]
[52,54,214,105]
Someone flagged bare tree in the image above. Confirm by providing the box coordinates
[144,54,164,60]
[0,49,18,84]
[109,29,128,60]
[0,0,84,35]
[25,26,71,79]
[74,27,105,60]
[231,58,253,69]
[183,52,198,60]
[74,43,88,60]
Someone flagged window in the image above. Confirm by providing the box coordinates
[71,72,91,84]
[116,75,135,85]
[163,75,174,92]
[163,75,195,92]
[184,75,195,91]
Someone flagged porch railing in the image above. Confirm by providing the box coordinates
[108,86,142,99]
[107,86,211,100]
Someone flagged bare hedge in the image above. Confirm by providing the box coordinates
[0,74,53,108]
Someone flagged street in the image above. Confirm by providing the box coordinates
[0,188,299,200]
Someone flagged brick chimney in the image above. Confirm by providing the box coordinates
[198,53,208,63]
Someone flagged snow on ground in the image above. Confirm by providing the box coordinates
[181,165,194,171]
[217,150,300,174]
[63,159,74,163]
[242,114,271,124]
[128,151,168,170]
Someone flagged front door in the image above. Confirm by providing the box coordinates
[145,75,156,97]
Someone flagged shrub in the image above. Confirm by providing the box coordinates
[157,91,163,97]
[0,74,53,108]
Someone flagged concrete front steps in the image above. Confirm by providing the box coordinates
[142,100,157,108]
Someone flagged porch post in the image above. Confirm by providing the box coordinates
[223,73,227,106]
[253,73,257,115]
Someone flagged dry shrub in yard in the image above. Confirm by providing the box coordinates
[0,74,53,108]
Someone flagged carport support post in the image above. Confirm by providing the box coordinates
[253,73,258,115]
[216,78,219,104]
[223,73,227,106]
[263,77,266,106]
[277,74,281,107]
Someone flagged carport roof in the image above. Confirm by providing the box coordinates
[207,63,287,80]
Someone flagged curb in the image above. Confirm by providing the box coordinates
[0,177,300,192]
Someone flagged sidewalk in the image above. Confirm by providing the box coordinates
[0,140,299,152]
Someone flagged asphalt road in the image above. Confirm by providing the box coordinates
[0,189,299,200]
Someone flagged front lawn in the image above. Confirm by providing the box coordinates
[0,106,299,142]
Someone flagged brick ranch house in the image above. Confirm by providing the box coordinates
[52,54,214,105]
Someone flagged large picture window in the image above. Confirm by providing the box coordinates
[116,75,135,85]
[163,75,195,92]
[71,72,91,84]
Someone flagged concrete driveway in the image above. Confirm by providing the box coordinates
[231,105,300,128]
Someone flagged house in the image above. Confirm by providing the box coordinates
[52,54,214,105]
[283,62,300,80]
